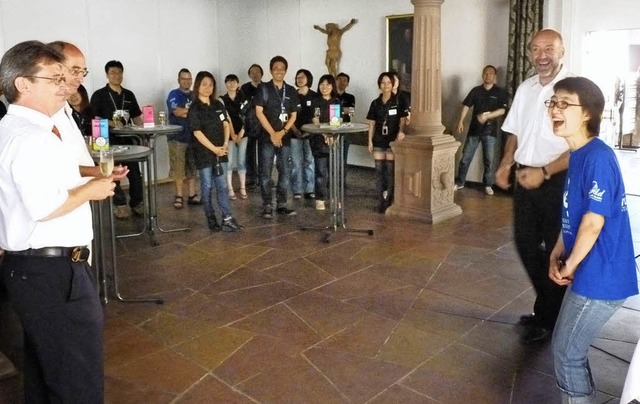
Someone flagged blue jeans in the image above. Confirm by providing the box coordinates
[258,140,291,208]
[227,137,248,173]
[199,162,232,221]
[552,288,624,403]
[455,134,496,186]
[290,138,315,194]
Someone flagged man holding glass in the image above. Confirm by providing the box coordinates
[0,40,116,403]
[90,60,144,219]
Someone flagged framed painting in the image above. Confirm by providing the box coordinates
[386,14,414,92]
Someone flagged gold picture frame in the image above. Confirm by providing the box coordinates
[386,14,414,92]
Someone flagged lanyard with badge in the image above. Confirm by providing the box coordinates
[274,83,289,124]
[382,95,398,136]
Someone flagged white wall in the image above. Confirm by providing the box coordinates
[0,0,510,180]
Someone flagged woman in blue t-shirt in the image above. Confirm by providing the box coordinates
[547,76,638,402]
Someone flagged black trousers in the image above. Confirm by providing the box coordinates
[1,255,104,404]
[513,171,567,330]
[246,136,260,183]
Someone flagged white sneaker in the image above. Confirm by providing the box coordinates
[453,184,464,191]
[315,200,325,210]
[485,186,494,196]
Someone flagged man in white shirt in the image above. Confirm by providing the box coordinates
[496,29,571,345]
[0,40,115,403]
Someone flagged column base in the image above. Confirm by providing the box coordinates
[387,134,462,224]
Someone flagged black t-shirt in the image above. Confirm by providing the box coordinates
[254,80,300,146]
[337,91,355,122]
[309,96,341,156]
[188,99,229,168]
[462,85,509,137]
[295,89,319,131]
[240,81,261,101]
[366,93,408,148]
[220,92,247,134]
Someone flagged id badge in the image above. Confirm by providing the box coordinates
[279,113,289,123]
[219,113,226,121]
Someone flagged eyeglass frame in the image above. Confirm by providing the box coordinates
[65,66,90,78]
[544,99,582,109]
[23,75,67,85]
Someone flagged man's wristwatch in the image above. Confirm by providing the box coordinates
[541,166,551,180]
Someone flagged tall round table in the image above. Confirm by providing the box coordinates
[301,123,373,242]
[111,124,189,240]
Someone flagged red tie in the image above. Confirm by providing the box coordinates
[52,125,61,139]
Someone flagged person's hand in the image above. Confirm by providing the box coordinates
[397,131,406,141]
[271,131,284,148]
[476,112,489,124]
[238,129,245,140]
[495,163,512,190]
[111,164,129,181]
[549,254,574,286]
[456,122,464,134]
[231,133,238,143]
[323,134,334,146]
[87,176,116,201]
[516,167,545,190]
[213,146,227,157]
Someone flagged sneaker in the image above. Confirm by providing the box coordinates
[131,203,144,216]
[293,193,302,200]
[114,205,130,219]
[315,200,325,211]
[304,192,316,200]
[276,207,297,216]
[222,217,243,231]
[262,206,273,219]
[453,184,464,191]
[485,186,494,196]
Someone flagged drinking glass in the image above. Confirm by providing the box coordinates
[99,149,114,176]
[313,107,321,123]
[158,111,167,126]
[122,109,131,126]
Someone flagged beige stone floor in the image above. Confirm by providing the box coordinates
[1,165,639,403]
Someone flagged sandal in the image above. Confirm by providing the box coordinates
[173,195,184,209]
[187,194,202,205]
[239,188,248,200]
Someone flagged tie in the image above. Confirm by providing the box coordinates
[52,125,61,139]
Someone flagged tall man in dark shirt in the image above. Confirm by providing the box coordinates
[336,72,355,183]
[255,56,300,218]
[241,64,265,188]
[90,60,144,219]
[454,65,509,195]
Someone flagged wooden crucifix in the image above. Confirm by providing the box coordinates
[313,19,358,77]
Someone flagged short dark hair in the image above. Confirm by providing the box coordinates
[269,56,288,71]
[247,64,263,77]
[225,74,239,83]
[178,68,191,77]
[295,69,313,88]
[483,65,497,74]
[553,77,605,137]
[316,74,337,98]
[336,72,350,82]
[377,72,394,88]
[193,70,216,103]
[0,40,64,103]
[104,60,123,73]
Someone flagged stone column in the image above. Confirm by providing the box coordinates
[386,0,462,223]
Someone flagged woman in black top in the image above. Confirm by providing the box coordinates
[366,72,408,213]
[68,84,93,136]
[311,74,341,210]
[188,71,241,232]
[220,74,248,200]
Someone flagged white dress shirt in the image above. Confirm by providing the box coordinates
[0,105,92,250]
[53,102,94,167]
[502,65,573,167]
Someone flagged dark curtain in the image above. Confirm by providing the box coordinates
[506,0,544,98]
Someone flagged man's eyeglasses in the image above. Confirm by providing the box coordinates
[67,67,89,77]
[544,100,582,109]
[24,75,66,85]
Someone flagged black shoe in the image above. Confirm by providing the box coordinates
[304,192,315,200]
[377,198,387,214]
[207,217,221,232]
[187,194,202,206]
[276,207,297,216]
[222,217,243,232]
[262,206,273,219]
[521,326,551,345]
[518,313,536,326]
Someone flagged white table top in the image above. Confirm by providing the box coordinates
[302,122,369,134]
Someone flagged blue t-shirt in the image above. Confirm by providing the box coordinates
[166,88,192,143]
[562,138,638,300]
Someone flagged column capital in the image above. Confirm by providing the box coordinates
[411,0,444,7]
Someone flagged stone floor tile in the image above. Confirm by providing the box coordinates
[174,375,255,403]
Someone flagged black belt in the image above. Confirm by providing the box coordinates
[516,163,538,169]
[4,246,90,262]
